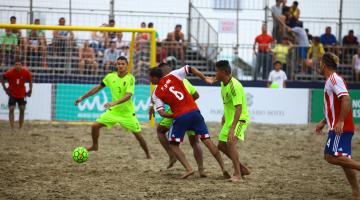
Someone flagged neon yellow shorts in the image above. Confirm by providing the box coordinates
[96,110,141,133]
[219,120,248,142]
[159,117,195,136]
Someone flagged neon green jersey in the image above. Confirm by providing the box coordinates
[221,77,250,126]
[102,72,135,114]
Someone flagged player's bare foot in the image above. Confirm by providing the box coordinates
[228,175,242,182]
[223,170,231,179]
[199,167,207,178]
[240,165,251,176]
[167,157,177,169]
[352,190,360,198]
[146,154,152,159]
[181,170,195,179]
[87,145,98,151]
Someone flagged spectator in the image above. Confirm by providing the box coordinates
[272,36,292,73]
[105,19,122,48]
[10,16,26,63]
[78,40,98,74]
[90,24,108,56]
[343,30,359,64]
[305,36,324,73]
[1,59,32,130]
[27,19,47,68]
[119,45,130,58]
[320,27,337,46]
[135,22,149,51]
[268,60,287,88]
[52,17,74,56]
[148,22,160,42]
[290,1,300,21]
[253,24,273,80]
[352,47,360,82]
[103,41,120,72]
[168,24,185,65]
[271,0,283,43]
[286,24,310,71]
[305,28,313,43]
[114,32,124,49]
[0,29,18,66]
[10,16,22,39]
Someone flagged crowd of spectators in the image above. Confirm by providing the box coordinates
[254,0,360,81]
[0,16,187,76]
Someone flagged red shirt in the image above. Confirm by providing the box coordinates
[4,67,32,98]
[153,66,198,118]
[324,73,354,132]
[255,34,273,52]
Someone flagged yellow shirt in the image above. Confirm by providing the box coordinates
[308,43,325,61]
[273,44,289,64]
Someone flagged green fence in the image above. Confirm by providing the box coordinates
[311,89,360,123]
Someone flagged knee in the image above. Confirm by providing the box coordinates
[324,154,336,164]
[9,106,15,113]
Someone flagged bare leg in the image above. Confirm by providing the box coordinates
[8,106,15,130]
[157,125,176,168]
[325,154,360,170]
[87,122,105,151]
[218,141,250,176]
[342,167,360,197]
[169,143,194,179]
[79,59,85,74]
[18,105,26,129]
[227,138,242,181]
[201,138,231,179]
[133,132,151,159]
[188,135,206,177]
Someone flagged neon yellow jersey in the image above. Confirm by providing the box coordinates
[221,77,250,125]
[102,72,135,114]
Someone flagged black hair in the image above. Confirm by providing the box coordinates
[313,36,320,43]
[149,67,164,79]
[148,22,154,28]
[34,18,40,22]
[157,62,169,68]
[117,56,128,64]
[349,30,354,34]
[293,1,299,6]
[175,24,182,29]
[274,60,282,65]
[215,60,231,75]
[109,19,115,24]
[59,17,65,21]
[282,6,290,14]
[10,16,16,20]
[321,52,339,70]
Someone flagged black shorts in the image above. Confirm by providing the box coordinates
[8,96,27,107]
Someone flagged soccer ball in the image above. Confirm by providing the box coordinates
[72,147,88,163]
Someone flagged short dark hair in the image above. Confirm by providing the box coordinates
[215,60,231,75]
[157,62,169,68]
[349,30,354,34]
[34,18,40,22]
[274,60,282,66]
[175,24,182,29]
[10,16,16,20]
[59,17,65,21]
[117,56,128,63]
[149,67,163,79]
[321,52,339,70]
[282,6,290,14]
[293,1,299,6]
[109,19,115,24]
[148,22,154,28]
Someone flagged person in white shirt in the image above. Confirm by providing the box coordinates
[103,41,120,72]
[352,47,360,82]
[268,61,287,88]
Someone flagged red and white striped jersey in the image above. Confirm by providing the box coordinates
[324,72,354,132]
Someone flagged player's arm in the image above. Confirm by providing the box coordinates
[1,74,10,95]
[26,77,33,97]
[228,104,242,143]
[335,95,351,134]
[190,67,215,84]
[192,91,199,101]
[75,84,104,105]
[104,93,132,108]
[315,118,326,135]
[153,92,173,118]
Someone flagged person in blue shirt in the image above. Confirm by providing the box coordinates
[320,26,337,46]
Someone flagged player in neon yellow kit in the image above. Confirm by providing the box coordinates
[75,56,151,158]
[213,60,250,181]
[149,63,205,176]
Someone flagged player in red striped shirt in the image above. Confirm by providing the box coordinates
[1,60,32,130]
[149,65,230,179]
[316,53,359,197]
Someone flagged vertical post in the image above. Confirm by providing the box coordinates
[149,30,157,127]
[338,0,343,41]
[128,32,136,72]
[235,0,240,56]
[109,0,115,20]
[69,0,72,25]
[264,0,269,26]
[187,0,192,42]
[29,0,34,24]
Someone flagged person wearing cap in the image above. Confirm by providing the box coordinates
[268,60,287,88]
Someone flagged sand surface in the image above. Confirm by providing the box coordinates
[0,121,359,200]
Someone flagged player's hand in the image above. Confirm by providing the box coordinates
[227,129,236,143]
[104,102,115,109]
[334,121,344,135]
[315,120,326,135]
[148,106,155,120]
[26,90,32,97]
[74,97,83,106]
[221,116,225,126]
[204,76,216,84]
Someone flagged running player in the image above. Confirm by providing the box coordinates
[148,63,205,177]
[149,65,230,179]
[213,60,251,182]
[315,53,359,197]
[75,56,151,159]
[1,59,32,130]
